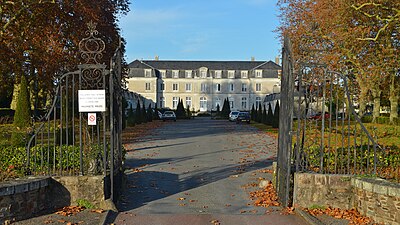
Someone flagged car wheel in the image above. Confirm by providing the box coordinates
[174,120,176,122]
[163,120,165,122]
[247,121,250,124]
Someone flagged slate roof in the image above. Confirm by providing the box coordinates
[128,60,281,71]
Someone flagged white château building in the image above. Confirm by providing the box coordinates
[126,59,281,112]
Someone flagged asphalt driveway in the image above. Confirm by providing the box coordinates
[110,117,308,225]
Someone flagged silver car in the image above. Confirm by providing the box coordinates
[229,111,240,121]
[162,111,176,122]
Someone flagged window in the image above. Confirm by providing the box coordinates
[215,98,221,109]
[160,70,166,78]
[216,83,221,92]
[185,97,192,108]
[160,83,165,91]
[172,97,179,109]
[172,83,178,91]
[144,69,152,78]
[200,70,207,78]
[256,83,261,92]
[201,83,207,92]
[160,97,165,108]
[255,70,262,78]
[228,70,235,79]
[215,70,222,79]
[229,98,234,109]
[256,97,261,106]
[241,83,247,92]
[172,70,179,78]
[145,83,151,90]
[241,97,247,109]
[185,70,192,78]
[241,71,248,78]
[185,83,192,92]
[229,83,234,92]
[200,97,207,110]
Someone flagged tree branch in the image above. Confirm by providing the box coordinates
[352,3,400,42]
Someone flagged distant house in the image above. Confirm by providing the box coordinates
[126,59,281,112]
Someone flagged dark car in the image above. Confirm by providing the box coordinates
[309,112,330,120]
[236,112,250,124]
[162,111,176,122]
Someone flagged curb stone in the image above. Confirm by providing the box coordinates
[296,210,325,225]
[99,210,112,225]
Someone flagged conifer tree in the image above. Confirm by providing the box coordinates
[262,105,267,124]
[176,99,186,119]
[127,105,135,127]
[142,102,147,123]
[257,103,262,123]
[267,102,273,126]
[272,101,280,128]
[11,75,32,146]
[251,104,255,121]
[147,103,153,122]
[135,100,142,124]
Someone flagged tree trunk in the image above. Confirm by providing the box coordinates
[10,82,20,110]
[389,74,399,124]
[371,88,381,123]
[358,85,368,116]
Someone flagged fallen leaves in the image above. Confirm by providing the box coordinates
[281,207,295,215]
[304,207,375,225]
[210,219,220,225]
[132,168,143,173]
[91,209,105,214]
[55,206,85,216]
[249,180,280,208]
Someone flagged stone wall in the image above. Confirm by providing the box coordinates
[52,176,106,208]
[353,178,400,225]
[293,173,353,209]
[0,175,111,223]
[0,178,51,224]
[293,173,400,225]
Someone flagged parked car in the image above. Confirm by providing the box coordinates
[236,112,250,124]
[229,111,240,121]
[309,112,330,120]
[162,111,176,122]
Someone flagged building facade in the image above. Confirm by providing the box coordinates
[127,60,281,112]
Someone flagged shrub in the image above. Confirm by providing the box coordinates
[11,76,32,147]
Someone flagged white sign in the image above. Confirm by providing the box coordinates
[88,113,97,126]
[78,90,106,112]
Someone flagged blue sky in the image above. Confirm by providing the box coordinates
[118,0,281,63]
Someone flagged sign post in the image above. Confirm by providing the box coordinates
[78,90,106,112]
[78,90,105,126]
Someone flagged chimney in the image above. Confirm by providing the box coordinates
[251,56,255,61]
[155,55,159,61]
[275,56,280,65]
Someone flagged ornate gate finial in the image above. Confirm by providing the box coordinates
[79,21,106,64]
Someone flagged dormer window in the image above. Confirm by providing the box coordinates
[199,67,208,78]
[160,70,166,78]
[215,70,222,79]
[255,70,262,78]
[144,69,152,78]
[172,70,179,78]
[185,70,192,78]
[241,71,248,78]
[228,70,235,79]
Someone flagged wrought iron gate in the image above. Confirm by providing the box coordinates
[25,22,123,201]
[276,35,386,207]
